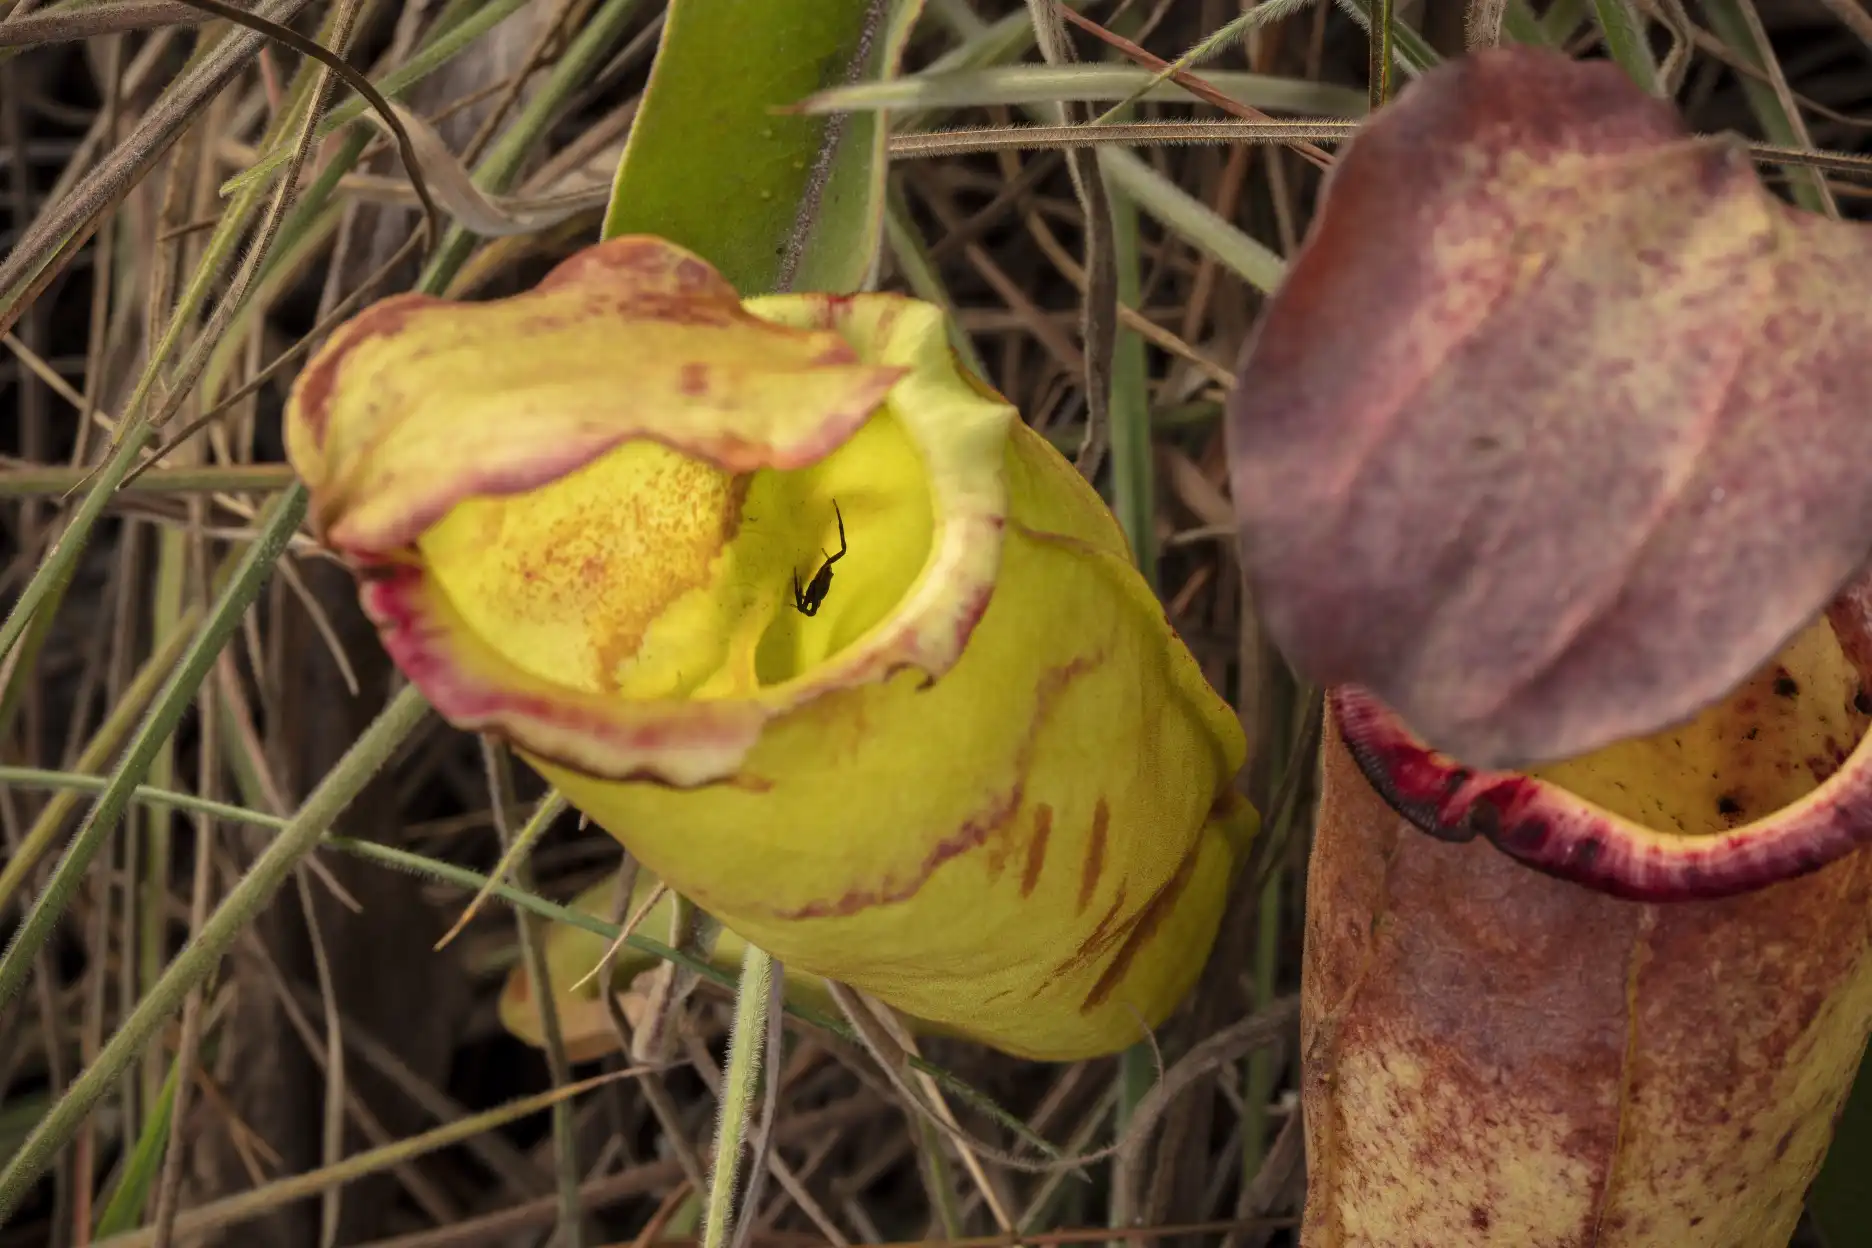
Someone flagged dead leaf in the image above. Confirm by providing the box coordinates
[356,103,610,236]
[1227,46,1872,770]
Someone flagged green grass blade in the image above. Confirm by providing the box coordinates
[1502,0,1552,43]
[1700,0,1835,215]
[1541,0,1590,43]
[882,182,989,378]
[0,768,284,833]
[1098,148,1285,295]
[1589,0,1661,94]
[91,1057,181,1237]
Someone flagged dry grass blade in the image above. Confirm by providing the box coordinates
[892,119,1355,156]
[314,163,613,225]
[0,502,321,1221]
[1100,0,1329,118]
[823,982,1287,1180]
[0,1,217,47]
[792,65,1367,117]
[1708,0,1836,215]
[342,1098,888,1248]
[1011,211,1234,386]
[89,1068,656,1248]
[1748,144,1872,176]
[0,0,354,1025]
[1810,0,1872,50]
[433,787,569,950]
[841,1216,1304,1245]
[876,997,1020,1234]
[149,775,221,1248]
[349,102,614,235]
[1466,0,1509,47]
[572,877,669,994]
[1110,998,1300,1220]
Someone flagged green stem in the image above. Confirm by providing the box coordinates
[141,509,189,1114]
[702,945,775,1248]
[0,464,297,496]
[919,1116,965,1239]
[1700,0,1833,215]
[0,769,283,832]
[1105,42,1159,1231]
[1104,127,1153,592]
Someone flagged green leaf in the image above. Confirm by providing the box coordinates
[603,0,925,294]
[93,1059,181,1236]
[1588,0,1661,94]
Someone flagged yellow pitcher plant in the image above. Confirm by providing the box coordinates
[285,235,1253,1060]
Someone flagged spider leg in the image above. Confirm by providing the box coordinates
[829,499,847,562]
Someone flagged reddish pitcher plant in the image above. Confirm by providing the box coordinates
[1304,611,1872,1244]
[1228,48,1872,1245]
[286,236,1254,1060]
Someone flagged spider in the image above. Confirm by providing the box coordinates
[791,500,846,618]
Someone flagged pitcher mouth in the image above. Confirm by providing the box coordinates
[1332,606,1872,900]
[285,237,1022,789]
